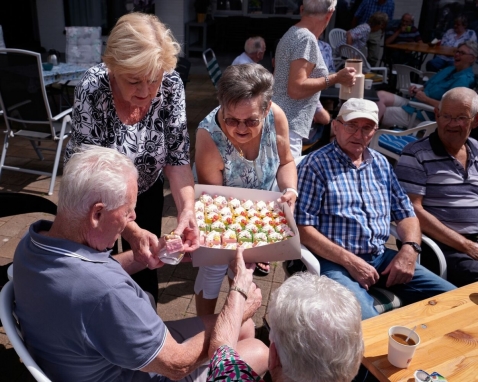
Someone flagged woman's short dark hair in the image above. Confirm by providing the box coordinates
[217,63,274,110]
[455,15,468,28]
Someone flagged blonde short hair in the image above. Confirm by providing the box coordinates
[103,12,181,79]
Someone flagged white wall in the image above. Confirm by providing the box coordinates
[156,0,190,55]
[36,0,66,53]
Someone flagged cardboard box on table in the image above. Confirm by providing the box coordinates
[192,184,301,267]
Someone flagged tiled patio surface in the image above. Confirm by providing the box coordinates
[0,57,285,381]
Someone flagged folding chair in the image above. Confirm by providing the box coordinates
[175,56,191,88]
[202,48,222,88]
[0,49,72,195]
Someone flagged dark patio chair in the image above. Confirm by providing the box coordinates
[0,49,72,195]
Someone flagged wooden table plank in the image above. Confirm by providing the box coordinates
[361,283,478,381]
[386,42,456,57]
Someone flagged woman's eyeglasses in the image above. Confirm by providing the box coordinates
[454,50,474,56]
[223,117,262,128]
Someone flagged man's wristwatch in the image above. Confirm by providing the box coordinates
[402,242,422,254]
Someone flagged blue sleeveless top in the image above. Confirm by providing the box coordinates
[198,106,280,190]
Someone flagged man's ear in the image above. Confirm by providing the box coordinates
[90,203,105,228]
[269,342,282,375]
[434,107,440,121]
[472,112,478,130]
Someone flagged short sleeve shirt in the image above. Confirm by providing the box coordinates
[295,142,415,255]
[13,220,167,382]
[396,132,478,234]
[65,63,190,195]
[348,23,371,52]
[272,26,328,139]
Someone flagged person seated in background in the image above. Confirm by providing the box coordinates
[396,88,478,287]
[293,98,456,320]
[377,40,477,129]
[352,0,395,66]
[426,15,477,72]
[385,13,422,66]
[318,38,336,73]
[13,145,268,382]
[232,36,266,65]
[194,63,297,316]
[207,273,364,382]
[344,12,389,56]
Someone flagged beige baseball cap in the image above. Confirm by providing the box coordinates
[337,98,379,124]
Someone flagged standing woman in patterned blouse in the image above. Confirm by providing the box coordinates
[65,13,199,302]
[194,63,298,316]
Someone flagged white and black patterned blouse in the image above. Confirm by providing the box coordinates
[65,63,190,194]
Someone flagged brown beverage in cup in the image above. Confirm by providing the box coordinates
[391,333,416,346]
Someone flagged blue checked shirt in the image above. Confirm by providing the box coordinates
[295,141,415,256]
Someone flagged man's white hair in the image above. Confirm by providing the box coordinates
[439,87,478,116]
[268,273,363,382]
[302,0,337,15]
[58,145,138,221]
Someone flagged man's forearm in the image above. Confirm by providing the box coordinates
[112,250,146,275]
[413,206,471,253]
[164,165,196,215]
[298,225,357,267]
[395,216,422,244]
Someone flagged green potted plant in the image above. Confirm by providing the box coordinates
[195,0,210,22]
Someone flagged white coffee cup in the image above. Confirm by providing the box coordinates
[364,79,373,90]
[388,326,420,368]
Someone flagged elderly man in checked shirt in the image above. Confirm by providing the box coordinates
[294,98,455,319]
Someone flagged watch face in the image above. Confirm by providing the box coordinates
[405,242,421,253]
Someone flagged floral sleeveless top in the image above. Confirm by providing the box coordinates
[198,106,280,190]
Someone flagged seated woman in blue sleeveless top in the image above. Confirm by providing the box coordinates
[194,63,298,316]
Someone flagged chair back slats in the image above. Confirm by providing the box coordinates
[202,49,222,88]
[328,28,346,54]
[393,64,423,96]
[0,50,51,125]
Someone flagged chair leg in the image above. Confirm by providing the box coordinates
[0,134,9,182]
[48,138,64,196]
[29,140,44,161]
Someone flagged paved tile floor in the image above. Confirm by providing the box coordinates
[0,60,284,381]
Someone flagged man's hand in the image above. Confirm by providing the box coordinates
[381,246,416,287]
[123,223,163,269]
[464,240,478,260]
[346,257,380,290]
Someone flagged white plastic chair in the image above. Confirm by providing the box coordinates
[393,64,424,96]
[328,28,346,54]
[0,281,52,381]
[339,44,388,84]
[369,122,437,161]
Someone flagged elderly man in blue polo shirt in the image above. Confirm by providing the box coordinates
[396,87,478,287]
[12,145,267,382]
[294,98,455,319]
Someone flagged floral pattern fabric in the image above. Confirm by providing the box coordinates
[65,63,190,194]
[207,345,264,382]
[438,28,478,62]
[197,106,279,190]
[318,40,336,73]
